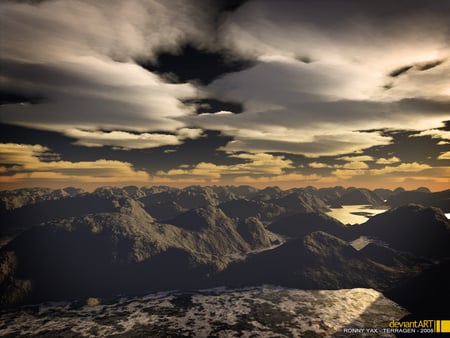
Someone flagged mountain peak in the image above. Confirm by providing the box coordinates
[168,204,231,231]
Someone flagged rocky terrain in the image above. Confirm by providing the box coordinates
[0,185,449,335]
[0,287,407,338]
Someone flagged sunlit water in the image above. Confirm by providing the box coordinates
[326,205,388,225]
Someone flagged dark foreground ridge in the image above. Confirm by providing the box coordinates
[0,185,449,322]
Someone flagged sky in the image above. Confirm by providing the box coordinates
[0,0,449,191]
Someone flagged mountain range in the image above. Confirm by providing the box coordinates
[1,185,449,322]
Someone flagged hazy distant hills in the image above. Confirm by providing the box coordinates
[0,185,449,319]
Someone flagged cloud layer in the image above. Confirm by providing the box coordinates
[0,143,151,189]
[0,0,214,147]
[192,0,450,155]
[1,0,449,190]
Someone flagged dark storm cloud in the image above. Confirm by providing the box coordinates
[0,91,47,105]
[183,98,243,115]
[132,1,252,85]
[137,44,255,85]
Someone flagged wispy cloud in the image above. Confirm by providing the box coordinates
[376,157,401,165]
[0,143,150,188]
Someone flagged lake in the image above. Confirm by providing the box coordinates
[326,205,388,225]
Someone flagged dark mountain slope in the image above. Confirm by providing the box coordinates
[0,193,123,244]
[385,259,450,318]
[267,212,348,239]
[314,186,346,204]
[331,188,384,206]
[175,186,221,209]
[0,212,207,305]
[219,199,285,221]
[236,217,273,249]
[359,242,419,267]
[252,186,283,201]
[373,188,395,200]
[0,202,277,306]
[139,186,227,211]
[122,185,146,199]
[272,191,329,213]
[215,231,417,291]
[140,200,185,221]
[217,185,259,199]
[0,187,84,212]
[169,204,235,231]
[166,204,277,255]
[387,189,450,212]
[356,204,450,258]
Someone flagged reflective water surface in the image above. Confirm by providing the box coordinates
[326,205,388,225]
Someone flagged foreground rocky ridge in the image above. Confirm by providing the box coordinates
[0,185,449,321]
[0,287,407,338]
